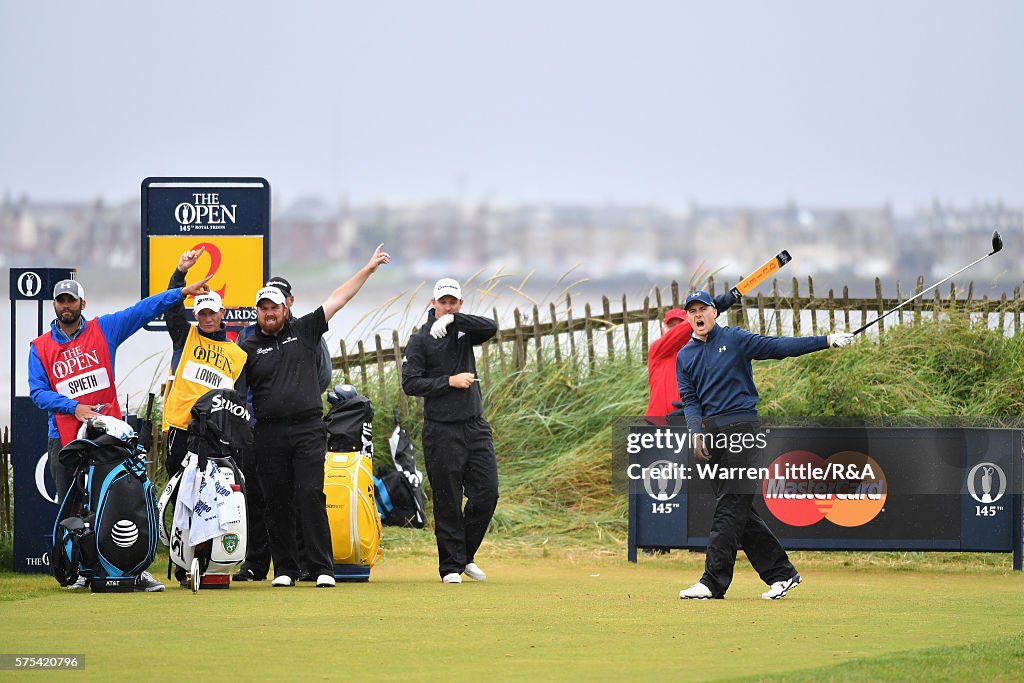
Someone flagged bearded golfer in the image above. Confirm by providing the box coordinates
[675,290,854,600]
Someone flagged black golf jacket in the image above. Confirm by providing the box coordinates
[401,309,497,422]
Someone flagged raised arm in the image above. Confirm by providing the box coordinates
[322,244,391,322]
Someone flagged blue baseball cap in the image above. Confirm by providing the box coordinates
[683,290,715,310]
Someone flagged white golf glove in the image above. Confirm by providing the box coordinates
[829,332,855,348]
[430,314,455,339]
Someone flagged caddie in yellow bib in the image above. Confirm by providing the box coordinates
[161,247,246,475]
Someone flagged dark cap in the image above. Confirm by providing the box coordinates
[683,291,715,310]
[53,279,85,300]
[265,276,292,298]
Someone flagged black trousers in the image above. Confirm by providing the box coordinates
[699,424,796,597]
[48,438,74,504]
[254,417,333,579]
[422,417,499,578]
[238,445,271,577]
[164,426,189,478]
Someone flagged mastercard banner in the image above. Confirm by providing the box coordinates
[141,177,270,330]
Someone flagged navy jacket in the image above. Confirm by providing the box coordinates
[676,324,827,432]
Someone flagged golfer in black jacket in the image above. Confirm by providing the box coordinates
[237,245,390,588]
[402,278,498,583]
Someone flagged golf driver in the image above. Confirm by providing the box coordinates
[852,230,1003,335]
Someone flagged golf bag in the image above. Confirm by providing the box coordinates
[323,386,382,581]
[157,389,251,590]
[373,410,426,529]
[52,417,158,593]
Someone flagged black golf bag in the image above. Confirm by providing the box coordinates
[158,389,252,589]
[373,410,426,529]
[324,388,374,454]
[52,416,158,593]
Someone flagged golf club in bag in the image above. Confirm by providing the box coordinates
[373,409,426,529]
[853,230,1003,335]
[52,416,158,593]
[157,389,252,592]
[323,384,383,581]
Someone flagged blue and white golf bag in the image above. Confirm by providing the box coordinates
[51,416,159,593]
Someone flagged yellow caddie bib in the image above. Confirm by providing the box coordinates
[162,326,247,431]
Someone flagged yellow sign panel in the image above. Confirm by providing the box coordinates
[148,236,265,312]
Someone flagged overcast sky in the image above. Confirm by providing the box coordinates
[1,1,1022,212]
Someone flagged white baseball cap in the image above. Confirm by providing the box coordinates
[433,278,462,301]
[256,286,286,305]
[194,291,223,313]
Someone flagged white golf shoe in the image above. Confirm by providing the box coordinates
[679,581,714,599]
[761,574,801,600]
[271,575,295,587]
[316,575,336,588]
[464,563,487,581]
[441,573,462,584]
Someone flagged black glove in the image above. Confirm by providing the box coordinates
[666,401,687,426]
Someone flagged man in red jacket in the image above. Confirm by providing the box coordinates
[646,293,736,417]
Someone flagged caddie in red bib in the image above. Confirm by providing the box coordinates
[28,275,214,504]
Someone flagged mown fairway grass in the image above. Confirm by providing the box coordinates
[2,538,1022,682]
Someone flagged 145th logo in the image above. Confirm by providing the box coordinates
[967,462,1006,518]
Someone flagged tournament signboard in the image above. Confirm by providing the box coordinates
[623,423,1023,568]
[141,177,270,330]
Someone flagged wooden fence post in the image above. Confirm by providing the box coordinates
[532,305,543,368]
[791,277,801,336]
[550,302,562,364]
[339,339,350,383]
[374,334,386,406]
[493,307,507,376]
[357,340,368,390]
[966,281,975,325]
[843,286,851,332]
[602,296,615,361]
[808,276,817,336]
[513,307,526,372]
[565,294,577,367]
[621,294,631,364]
[999,293,1008,334]
[875,278,884,335]
[914,276,924,327]
[895,281,903,327]
[671,281,680,308]
[642,296,651,363]
[392,330,408,414]
[772,279,782,336]
[1015,287,1021,335]
[757,292,766,335]
[828,289,836,332]
[584,302,595,367]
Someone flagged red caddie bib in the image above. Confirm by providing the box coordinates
[32,321,119,445]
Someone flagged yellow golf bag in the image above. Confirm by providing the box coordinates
[324,450,383,581]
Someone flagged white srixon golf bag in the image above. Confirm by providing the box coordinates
[157,389,252,591]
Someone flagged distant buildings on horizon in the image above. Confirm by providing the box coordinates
[2,193,1021,292]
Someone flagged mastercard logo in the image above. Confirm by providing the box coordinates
[762,450,886,527]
